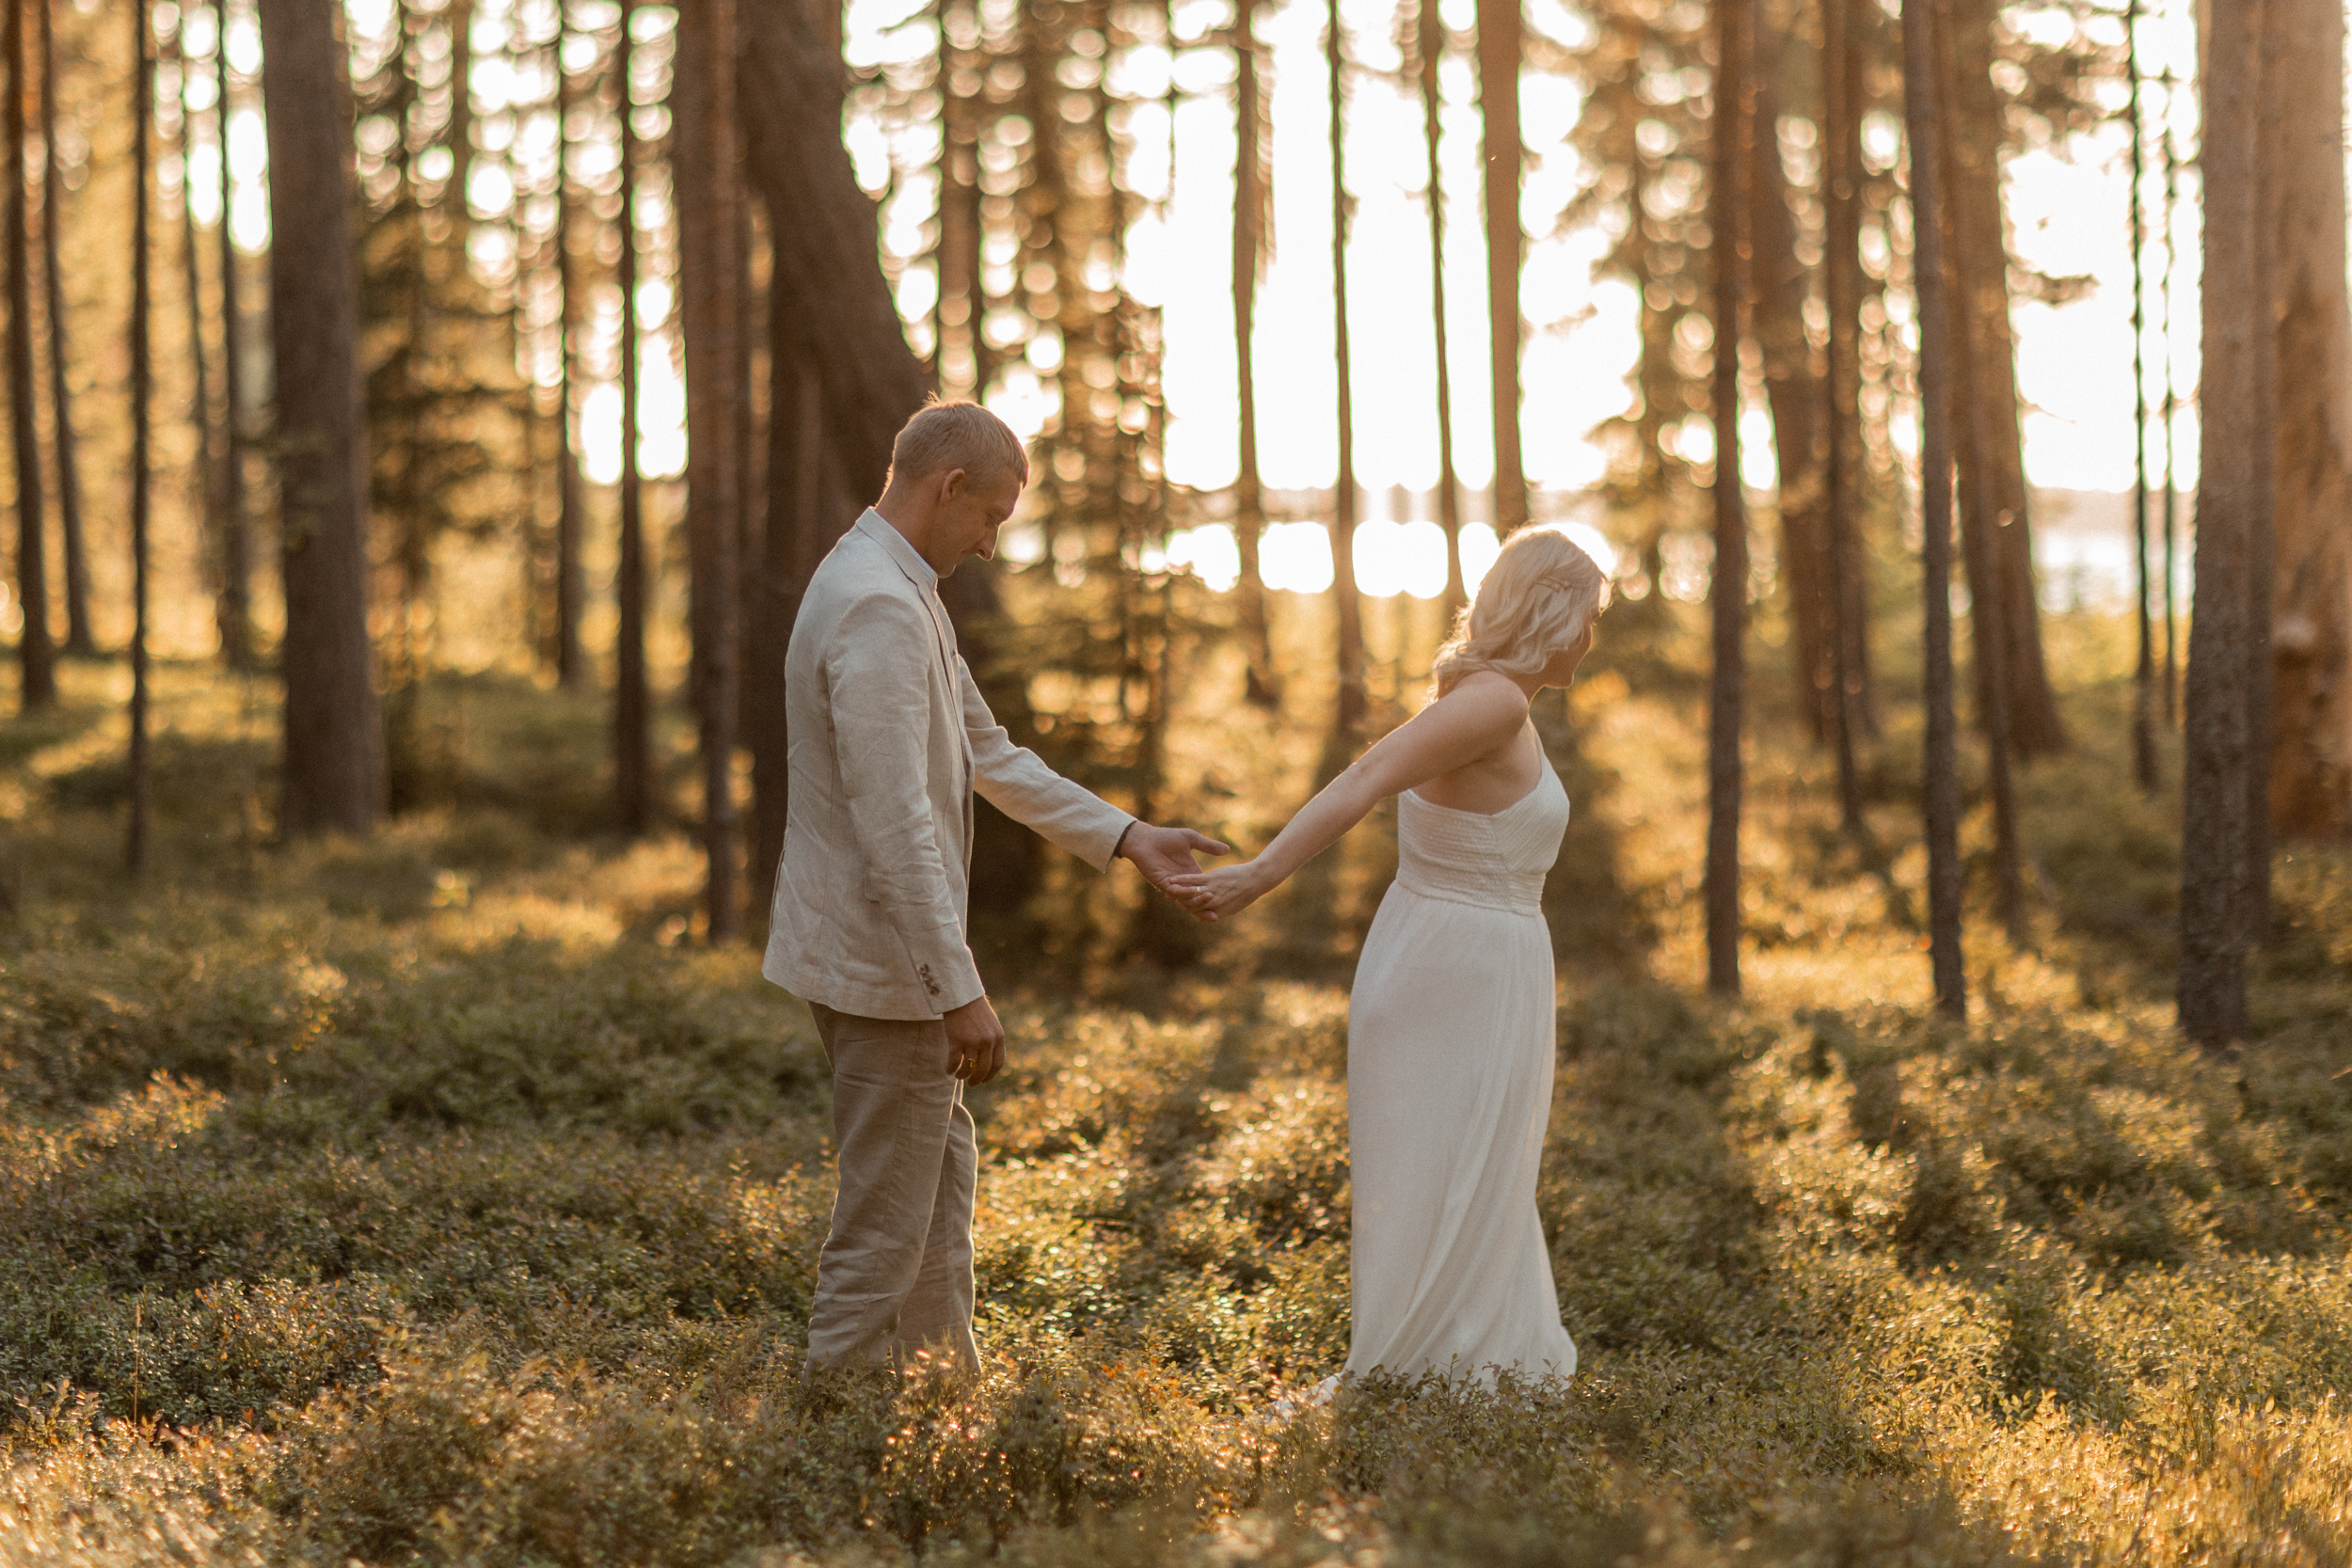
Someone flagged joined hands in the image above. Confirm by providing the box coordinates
[1117,822,1234,921]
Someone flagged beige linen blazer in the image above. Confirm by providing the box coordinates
[763,510,1134,1021]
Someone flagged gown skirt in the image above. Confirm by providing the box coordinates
[1341,760,1579,1385]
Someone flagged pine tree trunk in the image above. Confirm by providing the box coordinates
[128,0,153,873]
[2128,3,2159,794]
[1231,0,1278,706]
[176,12,217,646]
[1414,0,1464,612]
[1820,0,1869,829]
[675,0,743,941]
[934,0,983,397]
[40,0,88,657]
[1476,0,1526,536]
[1704,0,1752,999]
[1940,0,2066,756]
[2263,0,2352,838]
[215,0,250,669]
[549,2,584,687]
[8,0,54,709]
[1326,0,1364,735]
[1748,65,1835,748]
[260,0,385,835]
[1903,0,1965,1019]
[2179,0,2265,1048]
[612,1,651,836]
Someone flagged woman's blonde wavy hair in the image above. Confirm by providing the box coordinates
[1430,526,1613,696]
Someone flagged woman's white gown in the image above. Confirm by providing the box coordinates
[1342,758,1579,1384]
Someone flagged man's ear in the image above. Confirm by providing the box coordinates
[939,466,968,501]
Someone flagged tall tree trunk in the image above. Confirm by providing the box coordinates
[612,1,651,836]
[1326,0,1364,735]
[1748,66,1834,748]
[1231,0,1278,705]
[1903,0,1965,1019]
[2160,67,2180,725]
[675,0,743,941]
[1704,0,1752,999]
[2242,17,2280,936]
[260,0,385,835]
[215,0,251,669]
[1415,0,1464,611]
[1940,0,2065,756]
[176,11,216,640]
[551,2,584,687]
[2128,1,2158,793]
[1820,0,1868,830]
[40,0,87,657]
[8,0,53,709]
[2263,0,2352,838]
[2179,0,2266,1048]
[1929,0,2024,938]
[128,0,153,873]
[1475,0,1525,536]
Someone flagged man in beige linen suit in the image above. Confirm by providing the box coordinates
[766,402,1225,1372]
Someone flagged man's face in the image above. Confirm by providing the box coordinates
[935,466,1027,572]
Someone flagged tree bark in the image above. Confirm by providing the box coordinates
[260,0,385,835]
[1902,0,1965,1019]
[1476,0,1526,536]
[2128,1,2158,794]
[175,11,217,661]
[549,0,585,686]
[1326,0,1364,735]
[1704,0,1752,999]
[1939,0,2065,756]
[1748,65,1834,749]
[215,0,251,669]
[1820,0,1868,829]
[612,1,651,836]
[2263,0,2352,838]
[8,0,54,709]
[2179,0,2265,1048]
[128,0,153,873]
[1230,0,1278,705]
[40,0,88,657]
[675,0,744,940]
[1414,0,1464,612]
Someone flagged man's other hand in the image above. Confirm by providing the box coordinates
[943,994,1006,1083]
[1117,823,1233,920]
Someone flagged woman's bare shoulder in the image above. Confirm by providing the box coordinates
[1419,673,1531,742]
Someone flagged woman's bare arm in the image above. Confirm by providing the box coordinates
[1172,676,1529,918]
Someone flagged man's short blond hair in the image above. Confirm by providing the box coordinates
[886,400,1030,490]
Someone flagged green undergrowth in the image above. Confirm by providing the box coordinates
[2,632,2349,1565]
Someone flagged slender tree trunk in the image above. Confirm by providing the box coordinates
[2262,0,2352,838]
[1749,67,1835,748]
[176,13,217,627]
[39,0,87,657]
[1941,0,2065,756]
[1476,0,1525,536]
[1820,0,1867,829]
[128,0,153,873]
[1903,0,1965,1019]
[612,0,651,836]
[2242,15,2279,935]
[8,0,53,709]
[2160,67,2180,725]
[2179,0,2265,1048]
[215,0,250,669]
[1928,0,2023,939]
[2128,1,2158,794]
[1231,0,1278,705]
[551,2,585,686]
[1326,0,1364,735]
[260,0,385,835]
[675,0,743,940]
[1704,0,1752,999]
[1416,0,1464,611]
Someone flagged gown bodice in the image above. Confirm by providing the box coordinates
[1394,761,1570,917]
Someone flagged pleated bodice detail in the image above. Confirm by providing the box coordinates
[1394,762,1570,917]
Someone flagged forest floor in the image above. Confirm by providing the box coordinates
[2,603,2350,1566]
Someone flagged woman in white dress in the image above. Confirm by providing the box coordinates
[1175,527,1609,1386]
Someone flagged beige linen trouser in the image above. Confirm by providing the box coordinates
[804,1003,980,1371]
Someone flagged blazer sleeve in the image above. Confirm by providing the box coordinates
[826,591,986,1013]
[961,657,1136,870]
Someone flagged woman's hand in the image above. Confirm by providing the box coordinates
[1168,859,1276,920]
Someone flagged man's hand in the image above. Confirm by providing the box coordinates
[1117,823,1233,920]
[943,995,1006,1084]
